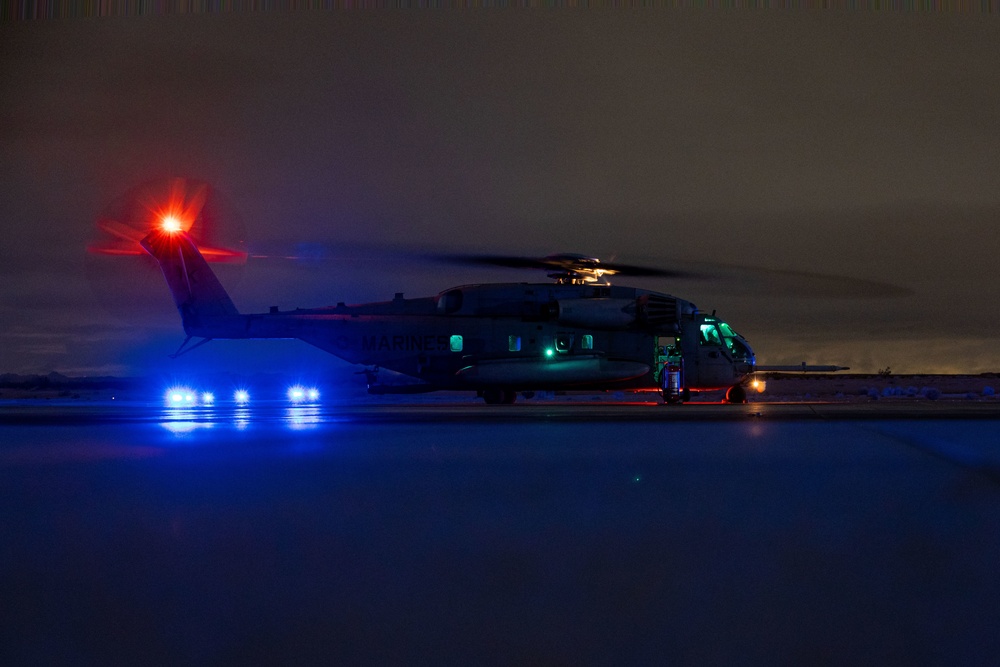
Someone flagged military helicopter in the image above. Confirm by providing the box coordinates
[138,214,846,405]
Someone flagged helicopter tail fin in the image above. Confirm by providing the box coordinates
[140,229,244,337]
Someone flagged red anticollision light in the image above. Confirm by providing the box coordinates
[89,178,247,263]
[161,215,183,233]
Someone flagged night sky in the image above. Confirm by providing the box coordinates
[2,9,998,376]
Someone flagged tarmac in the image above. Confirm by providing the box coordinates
[2,398,1000,664]
[3,397,1000,426]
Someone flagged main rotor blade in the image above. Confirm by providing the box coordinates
[96,218,145,243]
[237,240,911,299]
[598,260,696,278]
[434,253,701,279]
[181,182,209,231]
[653,258,913,299]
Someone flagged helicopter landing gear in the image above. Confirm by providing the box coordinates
[662,387,690,404]
[662,390,683,404]
[725,384,747,404]
[481,388,517,405]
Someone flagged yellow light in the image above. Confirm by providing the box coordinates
[751,378,766,393]
[161,215,182,233]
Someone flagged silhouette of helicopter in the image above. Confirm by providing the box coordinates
[139,214,846,404]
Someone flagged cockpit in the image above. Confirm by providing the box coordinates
[699,318,755,363]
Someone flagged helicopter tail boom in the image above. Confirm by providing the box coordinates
[140,229,247,338]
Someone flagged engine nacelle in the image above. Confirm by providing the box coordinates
[556,298,637,329]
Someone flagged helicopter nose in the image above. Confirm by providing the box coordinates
[736,337,756,372]
[728,335,755,367]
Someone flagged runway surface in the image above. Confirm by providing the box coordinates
[3,399,1000,664]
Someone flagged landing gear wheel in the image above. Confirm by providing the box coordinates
[482,388,503,404]
[662,390,683,405]
[482,389,516,405]
[725,385,747,404]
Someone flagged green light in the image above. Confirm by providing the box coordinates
[545,348,554,358]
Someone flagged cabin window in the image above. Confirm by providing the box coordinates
[555,334,574,352]
[450,335,463,352]
[508,335,521,352]
[581,335,593,350]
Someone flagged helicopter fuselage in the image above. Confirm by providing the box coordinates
[141,229,757,403]
[184,280,757,400]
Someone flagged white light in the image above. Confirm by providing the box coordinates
[288,386,306,402]
[166,386,196,405]
[202,392,215,405]
[162,215,182,233]
[307,388,320,401]
[234,389,250,404]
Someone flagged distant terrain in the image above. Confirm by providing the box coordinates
[0,372,337,401]
[0,373,142,400]
[756,373,998,402]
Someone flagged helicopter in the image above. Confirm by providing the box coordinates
[138,218,846,405]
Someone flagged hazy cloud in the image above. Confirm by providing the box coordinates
[2,11,999,374]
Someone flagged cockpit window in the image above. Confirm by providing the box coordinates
[437,289,463,314]
[728,337,753,361]
[716,320,753,361]
[699,324,723,346]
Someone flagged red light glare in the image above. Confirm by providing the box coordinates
[89,178,248,264]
